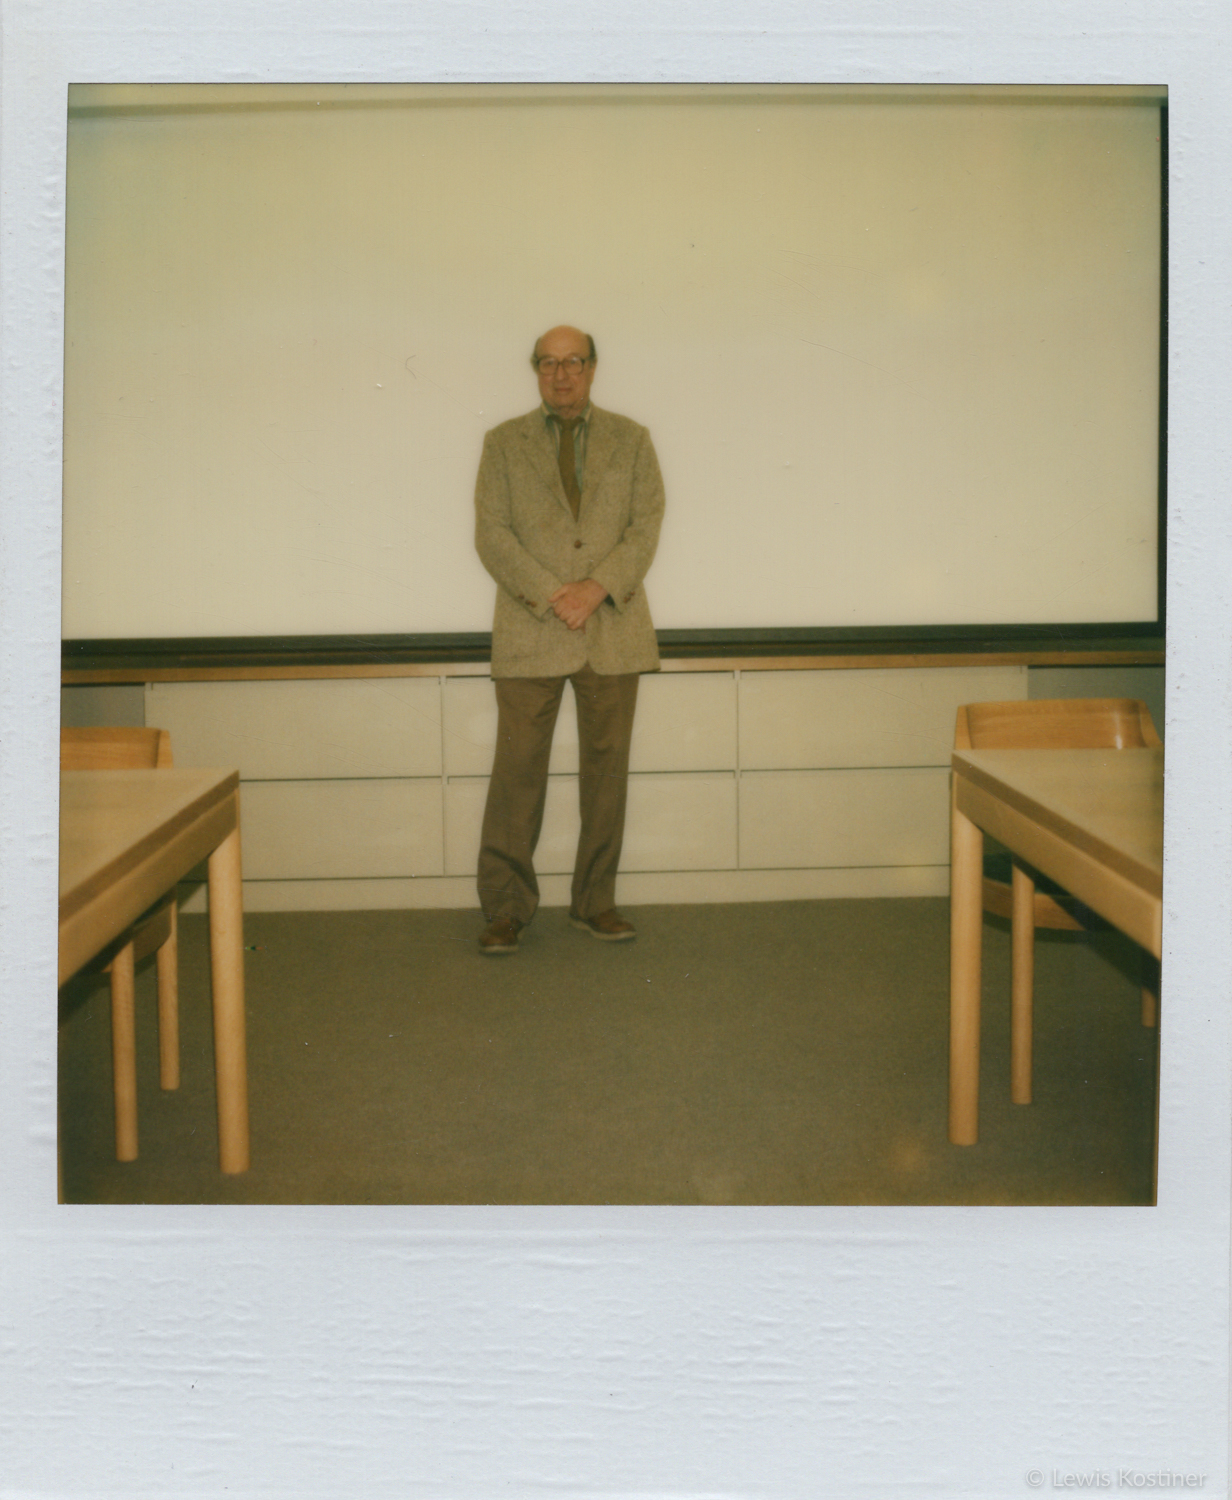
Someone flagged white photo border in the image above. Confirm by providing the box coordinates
[2,3,1227,1497]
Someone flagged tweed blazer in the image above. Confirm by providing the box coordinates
[475,404,665,678]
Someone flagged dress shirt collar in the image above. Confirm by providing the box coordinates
[541,400,593,428]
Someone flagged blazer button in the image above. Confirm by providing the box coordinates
[574,540,583,549]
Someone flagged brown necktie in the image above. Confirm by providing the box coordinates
[557,417,581,519]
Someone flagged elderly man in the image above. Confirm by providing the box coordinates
[473,324,665,954]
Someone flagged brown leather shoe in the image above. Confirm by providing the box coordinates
[478,915,523,954]
[569,908,636,942]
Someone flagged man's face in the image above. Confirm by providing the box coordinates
[535,327,596,420]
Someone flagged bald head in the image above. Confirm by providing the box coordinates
[532,325,598,420]
[532,325,597,365]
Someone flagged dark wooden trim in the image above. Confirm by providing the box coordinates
[62,627,1165,684]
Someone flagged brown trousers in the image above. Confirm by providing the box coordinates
[477,663,640,923]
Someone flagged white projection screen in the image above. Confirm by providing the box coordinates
[62,84,1164,643]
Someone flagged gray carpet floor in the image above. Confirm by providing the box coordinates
[57,899,1158,1205]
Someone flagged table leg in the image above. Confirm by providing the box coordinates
[949,793,983,1144]
[208,820,249,1173]
[1010,861,1035,1105]
[110,941,139,1161]
[157,904,181,1091]
[1141,950,1158,1028]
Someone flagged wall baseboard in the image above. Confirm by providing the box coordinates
[176,865,951,915]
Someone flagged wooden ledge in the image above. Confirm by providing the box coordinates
[64,646,1164,685]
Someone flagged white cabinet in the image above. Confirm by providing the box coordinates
[147,663,1025,910]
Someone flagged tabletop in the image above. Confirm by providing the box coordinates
[951,747,1163,896]
[59,768,240,922]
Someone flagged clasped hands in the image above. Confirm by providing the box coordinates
[549,578,608,631]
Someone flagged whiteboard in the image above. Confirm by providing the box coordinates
[62,85,1163,640]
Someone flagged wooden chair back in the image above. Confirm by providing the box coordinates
[60,726,173,771]
[954,698,1161,753]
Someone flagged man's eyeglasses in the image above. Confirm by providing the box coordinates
[535,356,590,375]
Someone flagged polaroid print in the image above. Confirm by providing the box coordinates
[4,4,1227,1498]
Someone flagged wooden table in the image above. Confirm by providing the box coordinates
[59,768,249,1172]
[949,747,1163,1145]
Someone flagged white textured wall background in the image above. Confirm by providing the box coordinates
[60,84,1161,638]
[3,3,1229,1498]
